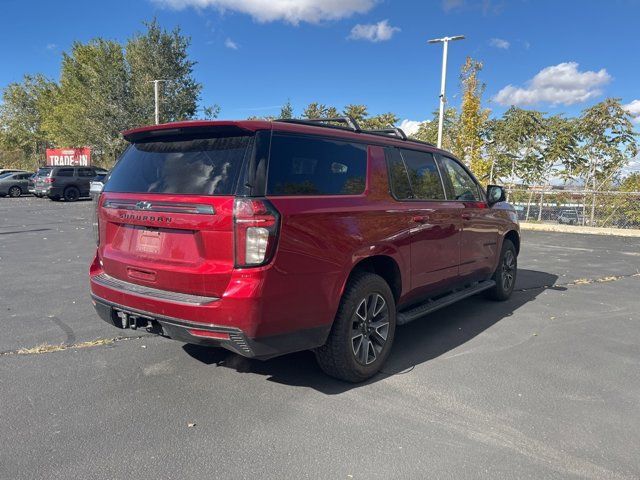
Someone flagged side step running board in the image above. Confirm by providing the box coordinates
[396,280,496,325]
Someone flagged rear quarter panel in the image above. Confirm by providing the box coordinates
[260,145,411,337]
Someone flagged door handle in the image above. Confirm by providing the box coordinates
[412,215,428,223]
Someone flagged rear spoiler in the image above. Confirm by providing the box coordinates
[122,121,268,143]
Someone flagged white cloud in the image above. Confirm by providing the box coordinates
[224,38,239,50]
[489,38,510,49]
[348,20,400,42]
[623,99,640,123]
[493,62,611,106]
[46,43,57,50]
[153,0,377,25]
[399,119,426,136]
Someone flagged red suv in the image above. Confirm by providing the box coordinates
[90,118,519,382]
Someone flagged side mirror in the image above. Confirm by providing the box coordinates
[487,185,506,206]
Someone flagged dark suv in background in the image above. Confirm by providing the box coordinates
[90,118,520,382]
[30,167,53,197]
[35,166,107,201]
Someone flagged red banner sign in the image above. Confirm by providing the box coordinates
[46,148,91,166]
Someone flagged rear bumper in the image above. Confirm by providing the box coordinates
[91,293,329,360]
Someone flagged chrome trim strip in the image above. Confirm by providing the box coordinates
[92,273,219,305]
[103,199,215,215]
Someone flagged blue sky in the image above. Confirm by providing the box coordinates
[1,0,639,131]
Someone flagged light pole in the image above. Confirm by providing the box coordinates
[427,35,465,148]
[150,79,170,125]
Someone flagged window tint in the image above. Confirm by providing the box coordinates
[56,168,74,177]
[267,134,367,195]
[438,156,482,201]
[385,148,413,200]
[105,135,252,195]
[78,168,94,177]
[399,149,445,200]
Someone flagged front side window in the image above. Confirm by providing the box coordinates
[267,134,367,195]
[438,156,482,202]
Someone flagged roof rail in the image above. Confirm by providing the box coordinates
[364,127,408,140]
[274,117,436,148]
[277,116,361,132]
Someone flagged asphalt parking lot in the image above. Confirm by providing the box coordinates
[1,197,639,479]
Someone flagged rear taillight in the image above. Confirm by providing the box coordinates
[45,177,54,183]
[233,198,280,268]
[93,194,101,246]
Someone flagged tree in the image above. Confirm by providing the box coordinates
[620,172,640,192]
[458,57,490,180]
[279,99,294,119]
[363,112,399,130]
[0,74,56,168]
[342,104,368,125]
[201,104,221,120]
[576,98,638,224]
[302,102,339,119]
[43,39,131,164]
[412,108,462,157]
[125,19,201,126]
[483,117,514,184]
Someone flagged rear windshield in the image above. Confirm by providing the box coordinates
[105,135,253,195]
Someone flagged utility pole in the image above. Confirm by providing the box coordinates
[427,35,465,148]
[151,79,169,125]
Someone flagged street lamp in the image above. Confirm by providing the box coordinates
[150,79,170,125]
[428,35,465,148]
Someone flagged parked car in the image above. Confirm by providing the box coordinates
[90,173,108,198]
[0,168,29,176]
[0,171,33,197]
[557,209,581,225]
[89,118,520,382]
[29,167,53,197]
[35,166,103,201]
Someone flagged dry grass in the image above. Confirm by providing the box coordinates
[5,337,130,356]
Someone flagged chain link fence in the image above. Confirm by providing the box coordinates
[506,188,640,229]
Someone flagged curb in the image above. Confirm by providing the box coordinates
[520,222,640,238]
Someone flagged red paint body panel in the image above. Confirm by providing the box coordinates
[90,120,520,354]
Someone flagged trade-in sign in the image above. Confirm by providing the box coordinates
[46,147,91,166]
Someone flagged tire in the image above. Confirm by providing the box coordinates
[8,186,21,198]
[315,272,396,383]
[63,186,80,202]
[485,239,517,301]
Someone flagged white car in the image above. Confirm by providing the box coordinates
[90,173,108,198]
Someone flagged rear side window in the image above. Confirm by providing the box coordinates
[78,168,95,177]
[400,149,445,200]
[267,134,367,196]
[386,148,413,200]
[56,168,74,177]
[105,135,253,195]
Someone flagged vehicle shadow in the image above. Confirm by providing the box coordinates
[183,269,561,394]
